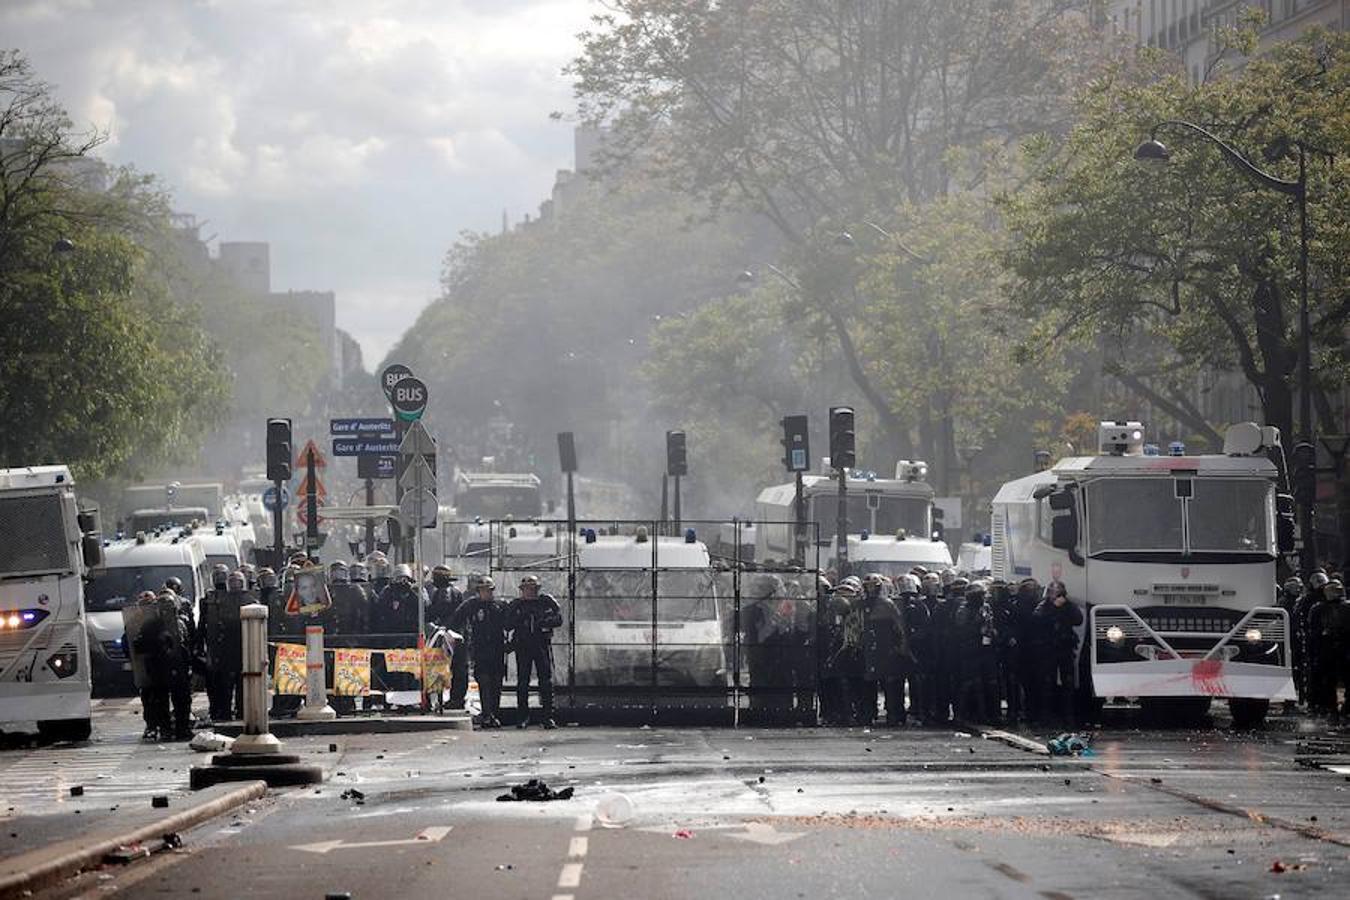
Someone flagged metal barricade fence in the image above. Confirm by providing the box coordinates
[484,519,821,721]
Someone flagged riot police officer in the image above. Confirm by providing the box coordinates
[369,553,392,597]
[922,572,955,725]
[820,576,863,725]
[373,564,425,693]
[257,567,285,638]
[1298,572,1331,711]
[507,574,563,728]
[1009,578,1041,724]
[427,565,468,708]
[135,590,193,740]
[1310,579,1349,717]
[205,569,249,721]
[860,574,909,726]
[953,582,999,723]
[1032,581,1083,726]
[744,574,793,711]
[894,574,928,725]
[450,575,510,728]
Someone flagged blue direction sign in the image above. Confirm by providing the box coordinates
[262,485,291,511]
[358,455,397,480]
[332,438,401,457]
[330,417,396,438]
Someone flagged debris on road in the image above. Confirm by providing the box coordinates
[673,828,694,839]
[496,779,574,802]
[596,792,635,827]
[1046,733,1094,757]
[189,732,233,753]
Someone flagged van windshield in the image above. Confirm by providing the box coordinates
[0,494,70,577]
[86,566,195,612]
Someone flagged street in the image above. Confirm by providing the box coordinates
[6,707,1348,900]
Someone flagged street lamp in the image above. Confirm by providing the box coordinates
[1134,119,1317,574]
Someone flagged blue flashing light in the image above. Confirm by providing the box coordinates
[860,529,870,541]
[1168,441,1186,457]
[684,528,696,544]
[982,533,992,547]
[584,528,597,544]
[1143,443,1161,456]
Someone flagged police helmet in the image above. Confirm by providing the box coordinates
[950,576,970,591]
[477,575,496,591]
[896,573,921,595]
[257,567,278,589]
[349,562,369,583]
[909,566,929,578]
[862,573,886,590]
[227,569,247,591]
[1310,572,1330,589]
[372,558,391,578]
[1328,579,1346,601]
[817,574,833,593]
[164,577,184,594]
[838,575,863,595]
[519,574,542,589]
[1283,576,1303,594]
[394,563,414,582]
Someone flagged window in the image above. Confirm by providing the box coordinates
[1187,479,1273,554]
[1085,479,1184,553]
[0,495,70,576]
[86,566,195,613]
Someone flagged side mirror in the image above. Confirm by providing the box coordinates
[1031,484,1056,501]
[1047,490,1075,512]
[1275,493,1296,554]
[1051,515,1078,551]
[77,507,101,534]
[933,507,945,521]
[81,534,104,569]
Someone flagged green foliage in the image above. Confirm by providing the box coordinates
[1002,30,1349,440]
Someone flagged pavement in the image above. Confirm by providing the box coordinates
[4,700,1347,899]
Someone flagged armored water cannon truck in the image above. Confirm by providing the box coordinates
[0,466,104,741]
[990,421,1296,728]
[754,459,952,576]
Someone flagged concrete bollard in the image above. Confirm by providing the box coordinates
[232,603,281,754]
[297,625,336,721]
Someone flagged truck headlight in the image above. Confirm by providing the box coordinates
[1105,625,1125,644]
[47,650,78,679]
[1244,628,1262,643]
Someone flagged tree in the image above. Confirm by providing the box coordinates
[0,51,227,480]
[569,1,1123,458]
[1002,30,1349,446]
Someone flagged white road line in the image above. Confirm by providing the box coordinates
[558,862,584,889]
[551,895,575,900]
[574,813,593,831]
[568,836,588,858]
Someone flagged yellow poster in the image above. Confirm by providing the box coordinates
[423,647,452,693]
[383,648,421,675]
[272,642,307,695]
[334,648,372,697]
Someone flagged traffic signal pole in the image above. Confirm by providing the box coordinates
[305,446,319,554]
[364,478,375,556]
[835,467,849,579]
[272,477,284,565]
[794,470,806,569]
[673,475,682,534]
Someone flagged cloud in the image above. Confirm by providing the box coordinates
[1,0,595,364]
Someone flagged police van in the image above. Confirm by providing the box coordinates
[85,531,209,694]
[0,466,103,741]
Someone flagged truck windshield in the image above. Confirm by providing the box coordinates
[1086,477,1272,556]
[813,495,928,539]
[1086,479,1183,553]
[456,488,540,519]
[574,570,718,621]
[85,566,194,612]
[1187,479,1273,553]
[0,494,70,577]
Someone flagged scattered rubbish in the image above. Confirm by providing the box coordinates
[340,789,365,802]
[1270,860,1287,874]
[189,732,232,753]
[953,732,972,738]
[162,833,183,850]
[69,786,83,797]
[595,793,635,828]
[496,779,574,802]
[325,894,352,900]
[151,796,169,809]
[495,864,515,871]
[673,828,694,839]
[329,743,339,753]
[1309,816,1318,823]
[758,776,765,784]
[1046,733,1093,757]
[1150,778,1163,784]
[797,788,804,793]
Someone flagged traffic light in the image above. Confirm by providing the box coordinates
[1292,441,1317,505]
[266,417,292,482]
[666,430,688,477]
[829,407,855,470]
[781,414,810,472]
[558,431,578,473]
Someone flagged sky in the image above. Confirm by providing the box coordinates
[2,0,596,365]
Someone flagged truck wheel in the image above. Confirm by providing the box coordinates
[1227,698,1269,731]
[37,718,92,743]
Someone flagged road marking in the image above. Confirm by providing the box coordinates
[291,825,452,854]
[574,813,593,831]
[568,836,588,858]
[558,862,584,888]
[726,822,805,846]
[552,896,574,900]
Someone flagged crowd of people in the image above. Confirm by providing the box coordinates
[125,550,1349,741]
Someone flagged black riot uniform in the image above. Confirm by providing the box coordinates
[1008,579,1041,724]
[449,579,510,728]
[133,592,194,740]
[1309,579,1349,716]
[894,577,928,725]
[426,567,468,708]
[953,584,999,723]
[372,568,424,693]
[507,577,563,727]
[922,577,956,725]
[1031,582,1083,726]
[744,575,795,711]
[203,571,249,721]
[859,576,910,726]
[820,578,862,725]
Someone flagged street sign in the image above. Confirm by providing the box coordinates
[398,454,436,492]
[399,420,436,458]
[357,454,396,480]
[330,417,396,437]
[332,438,401,456]
[296,474,327,499]
[297,496,326,527]
[390,376,429,423]
[262,485,291,511]
[398,489,437,528]
[295,439,327,468]
[380,364,414,400]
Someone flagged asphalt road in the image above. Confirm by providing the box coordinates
[10,707,1348,900]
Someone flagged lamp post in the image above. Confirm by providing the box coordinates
[1134,120,1317,575]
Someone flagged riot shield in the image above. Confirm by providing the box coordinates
[121,603,154,690]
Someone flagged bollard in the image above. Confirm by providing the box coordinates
[297,625,336,721]
[232,603,281,754]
